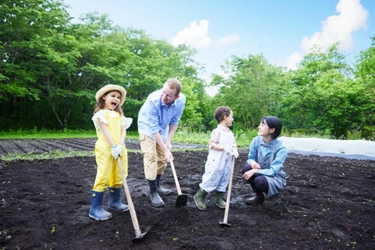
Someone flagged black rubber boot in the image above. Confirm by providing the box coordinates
[246,178,266,205]
[193,188,208,211]
[156,175,172,196]
[245,193,265,205]
[89,190,113,220]
[108,187,129,212]
[148,179,165,207]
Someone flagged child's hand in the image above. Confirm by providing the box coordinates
[223,147,233,156]
[224,147,238,158]
[111,148,119,159]
[115,144,123,156]
[233,150,239,158]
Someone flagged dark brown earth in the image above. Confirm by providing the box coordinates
[0,139,374,250]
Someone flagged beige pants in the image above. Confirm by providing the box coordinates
[139,133,167,180]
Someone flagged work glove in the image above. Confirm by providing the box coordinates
[223,147,233,156]
[111,147,119,160]
[115,143,123,156]
[233,149,239,159]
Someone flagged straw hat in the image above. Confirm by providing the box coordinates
[95,84,126,106]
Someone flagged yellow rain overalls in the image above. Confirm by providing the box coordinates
[92,110,131,192]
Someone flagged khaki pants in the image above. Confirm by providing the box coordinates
[139,133,167,180]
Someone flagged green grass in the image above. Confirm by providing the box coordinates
[0,128,96,139]
[172,129,258,148]
[0,150,95,162]
[0,128,139,140]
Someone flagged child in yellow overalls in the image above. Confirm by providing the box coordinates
[89,84,132,220]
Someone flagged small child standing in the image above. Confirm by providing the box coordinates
[89,84,133,220]
[193,106,239,211]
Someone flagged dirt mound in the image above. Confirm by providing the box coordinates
[0,140,375,249]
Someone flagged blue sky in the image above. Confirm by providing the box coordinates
[62,0,374,95]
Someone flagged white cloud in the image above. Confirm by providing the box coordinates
[172,20,212,49]
[286,52,303,70]
[215,33,240,48]
[286,0,369,70]
[205,85,220,97]
[204,68,234,96]
[301,0,368,52]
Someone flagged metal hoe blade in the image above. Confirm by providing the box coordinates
[132,226,151,242]
[175,193,188,207]
[170,160,188,207]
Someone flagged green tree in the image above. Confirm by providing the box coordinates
[283,44,369,138]
[0,0,79,128]
[211,54,287,130]
[0,3,207,130]
[356,37,375,125]
[355,37,375,139]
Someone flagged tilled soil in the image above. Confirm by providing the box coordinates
[0,139,374,249]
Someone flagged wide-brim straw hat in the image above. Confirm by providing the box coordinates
[95,84,126,106]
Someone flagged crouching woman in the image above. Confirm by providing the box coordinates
[242,116,288,205]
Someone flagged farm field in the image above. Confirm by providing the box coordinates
[0,139,374,249]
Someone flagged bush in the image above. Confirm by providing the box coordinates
[362,126,375,141]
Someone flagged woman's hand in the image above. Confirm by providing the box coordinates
[251,162,261,169]
[242,169,258,180]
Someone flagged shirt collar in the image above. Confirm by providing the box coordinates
[160,98,175,107]
[217,124,230,131]
[260,137,276,147]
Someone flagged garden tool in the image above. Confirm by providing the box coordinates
[170,160,188,207]
[117,158,150,241]
[219,156,235,227]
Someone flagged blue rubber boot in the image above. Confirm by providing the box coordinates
[89,190,112,221]
[108,187,129,212]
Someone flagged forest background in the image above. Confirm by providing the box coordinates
[1,0,375,141]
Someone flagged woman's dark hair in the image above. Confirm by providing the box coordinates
[261,116,282,139]
[214,106,232,123]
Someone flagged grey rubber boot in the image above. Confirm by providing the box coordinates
[148,179,165,207]
[156,175,172,195]
[215,192,226,209]
[108,187,129,212]
[193,188,208,211]
[89,190,113,221]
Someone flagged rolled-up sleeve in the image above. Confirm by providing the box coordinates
[209,129,220,149]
